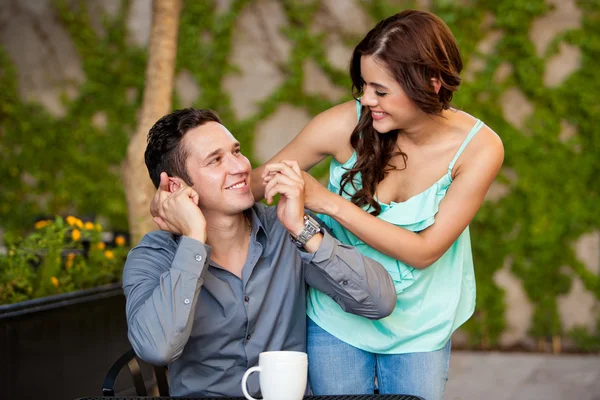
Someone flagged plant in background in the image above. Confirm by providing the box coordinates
[0,216,129,305]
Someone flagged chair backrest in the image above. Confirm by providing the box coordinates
[102,348,169,396]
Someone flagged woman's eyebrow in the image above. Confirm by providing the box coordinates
[370,82,390,90]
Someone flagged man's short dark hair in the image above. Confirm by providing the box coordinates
[144,108,221,188]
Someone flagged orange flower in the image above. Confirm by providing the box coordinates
[96,242,106,250]
[104,250,115,260]
[65,253,75,269]
[72,229,81,241]
[115,236,126,246]
[84,221,95,230]
[50,276,59,288]
[34,220,50,229]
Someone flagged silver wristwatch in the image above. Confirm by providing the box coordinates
[289,214,322,248]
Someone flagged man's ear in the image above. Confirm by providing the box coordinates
[431,77,441,94]
[168,177,184,193]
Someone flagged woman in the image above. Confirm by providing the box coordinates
[257,9,504,400]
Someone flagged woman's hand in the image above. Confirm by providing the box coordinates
[262,163,334,215]
[300,171,335,215]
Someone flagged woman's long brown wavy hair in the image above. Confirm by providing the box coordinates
[340,10,463,215]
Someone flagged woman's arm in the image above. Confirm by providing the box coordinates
[269,128,504,269]
[251,100,357,200]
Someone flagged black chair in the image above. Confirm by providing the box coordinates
[102,348,169,396]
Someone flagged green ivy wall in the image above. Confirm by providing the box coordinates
[0,0,598,350]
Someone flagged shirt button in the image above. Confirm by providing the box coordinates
[342,280,348,286]
[195,254,202,262]
[244,295,249,302]
[184,298,190,304]
[246,334,251,341]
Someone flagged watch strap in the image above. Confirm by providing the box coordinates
[289,214,322,248]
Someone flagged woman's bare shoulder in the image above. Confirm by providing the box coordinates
[312,100,359,133]
[455,111,503,151]
[452,113,504,177]
[462,122,504,176]
[302,100,358,160]
[475,123,503,154]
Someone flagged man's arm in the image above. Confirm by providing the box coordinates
[262,160,396,320]
[124,177,209,365]
[123,233,211,365]
[299,226,396,320]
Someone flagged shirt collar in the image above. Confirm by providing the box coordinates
[245,204,270,243]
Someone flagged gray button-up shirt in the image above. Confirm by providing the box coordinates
[123,203,395,397]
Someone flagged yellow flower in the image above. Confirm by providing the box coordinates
[115,236,126,246]
[50,276,59,288]
[66,216,83,228]
[104,250,115,260]
[84,221,95,230]
[34,220,50,229]
[8,250,15,257]
[95,223,103,232]
[72,229,81,241]
[96,242,106,250]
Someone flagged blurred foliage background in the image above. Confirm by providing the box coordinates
[0,0,599,350]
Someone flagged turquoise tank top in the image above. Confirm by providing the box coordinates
[307,101,482,353]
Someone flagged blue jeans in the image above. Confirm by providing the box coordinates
[307,317,451,400]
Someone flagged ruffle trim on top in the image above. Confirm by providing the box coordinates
[326,153,453,294]
[376,174,451,232]
[329,154,451,233]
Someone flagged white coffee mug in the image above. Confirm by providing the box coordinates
[241,351,308,400]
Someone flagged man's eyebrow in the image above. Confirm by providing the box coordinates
[203,148,223,161]
[202,142,241,161]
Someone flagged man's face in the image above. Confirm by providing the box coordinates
[181,121,254,216]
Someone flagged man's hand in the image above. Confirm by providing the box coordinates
[262,160,306,236]
[150,172,172,230]
[150,172,207,243]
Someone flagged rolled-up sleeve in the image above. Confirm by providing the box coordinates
[301,230,396,319]
[123,234,211,365]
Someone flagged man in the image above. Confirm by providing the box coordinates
[123,108,395,397]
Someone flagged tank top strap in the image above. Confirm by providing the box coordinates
[448,119,484,173]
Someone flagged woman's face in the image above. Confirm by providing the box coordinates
[359,55,422,133]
